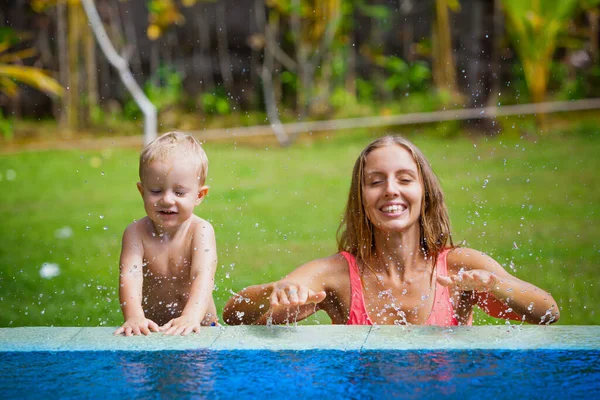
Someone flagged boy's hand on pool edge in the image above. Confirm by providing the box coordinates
[114,317,160,336]
[160,316,201,336]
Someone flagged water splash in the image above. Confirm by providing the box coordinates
[54,226,73,239]
[39,263,60,279]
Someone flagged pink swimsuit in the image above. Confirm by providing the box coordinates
[342,249,468,326]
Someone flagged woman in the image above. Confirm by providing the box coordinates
[223,135,560,326]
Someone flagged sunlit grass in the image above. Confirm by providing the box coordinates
[1,130,598,327]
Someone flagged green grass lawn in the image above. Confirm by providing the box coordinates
[1,129,599,327]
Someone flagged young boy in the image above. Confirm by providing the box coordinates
[114,131,219,336]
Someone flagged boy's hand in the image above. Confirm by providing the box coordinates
[269,282,327,307]
[437,269,499,292]
[114,317,160,336]
[160,316,201,336]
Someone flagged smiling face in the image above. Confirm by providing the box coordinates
[138,154,207,231]
[362,144,424,236]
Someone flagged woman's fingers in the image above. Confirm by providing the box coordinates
[436,275,453,287]
[288,287,300,304]
[438,270,498,291]
[308,290,327,304]
[270,284,323,307]
[277,290,290,305]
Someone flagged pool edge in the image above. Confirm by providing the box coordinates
[0,325,598,352]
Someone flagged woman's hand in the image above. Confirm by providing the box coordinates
[436,269,499,292]
[270,282,327,307]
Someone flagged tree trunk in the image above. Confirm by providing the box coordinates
[84,16,98,127]
[432,0,458,94]
[67,1,81,132]
[216,1,234,92]
[55,3,68,125]
[196,6,214,91]
[589,9,599,64]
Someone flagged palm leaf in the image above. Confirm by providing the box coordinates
[0,65,63,97]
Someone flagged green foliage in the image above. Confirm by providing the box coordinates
[329,86,359,110]
[356,0,391,22]
[382,57,432,93]
[0,109,13,140]
[280,70,298,94]
[0,27,63,98]
[356,78,376,103]
[501,0,579,103]
[200,87,231,116]
[124,65,183,119]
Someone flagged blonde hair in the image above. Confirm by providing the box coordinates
[139,131,208,185]
[337,135,453,266]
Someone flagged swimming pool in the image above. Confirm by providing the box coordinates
[1,326,598,398]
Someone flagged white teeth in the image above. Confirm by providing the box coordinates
[381,205,405,213]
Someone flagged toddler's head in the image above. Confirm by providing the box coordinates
[139,131,208,186]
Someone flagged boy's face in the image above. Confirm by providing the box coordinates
[137,155,208,230]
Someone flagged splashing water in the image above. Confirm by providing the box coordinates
[54,226,73,239]
[39,263,60,279]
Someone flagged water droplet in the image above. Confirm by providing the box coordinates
[39,263,60,279]
[6,169,16,181]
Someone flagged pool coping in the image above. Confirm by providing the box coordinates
[1,325,598,352]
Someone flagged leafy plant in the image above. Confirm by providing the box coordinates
[200,87,231,115]
[380,56,432,94]
[0,27,63,98]
[123,65,183,119]
[0,109,13,140]
[502,0,579,104]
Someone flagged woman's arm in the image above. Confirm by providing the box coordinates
[440,248,560,324]
[223,258,332,325]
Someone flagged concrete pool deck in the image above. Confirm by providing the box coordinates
[1,325,598,352]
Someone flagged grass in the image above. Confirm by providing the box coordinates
[1,128,599,327]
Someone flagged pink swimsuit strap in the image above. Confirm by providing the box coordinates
[342,249,462,326]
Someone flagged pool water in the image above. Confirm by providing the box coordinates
[1,349,598,398]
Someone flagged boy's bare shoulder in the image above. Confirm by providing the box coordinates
[190,215,215,235]
[123,217,153,240]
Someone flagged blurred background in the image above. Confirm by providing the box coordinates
[1,0,599,327]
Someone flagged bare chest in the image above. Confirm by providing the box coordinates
[142,238,194,282]
[360,274,437,324]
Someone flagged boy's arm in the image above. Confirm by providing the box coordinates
[160,221,218,335]
[114,224,159,336]
[440,248,560,324]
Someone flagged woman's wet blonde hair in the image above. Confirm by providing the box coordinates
[139,131,208,186]
[337,135,453,266]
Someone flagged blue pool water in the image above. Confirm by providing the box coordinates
[1,349,598,399]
